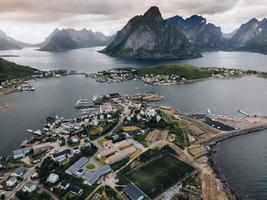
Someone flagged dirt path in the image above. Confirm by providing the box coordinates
[197,157,234,200]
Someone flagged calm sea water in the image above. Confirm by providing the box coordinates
[212,130,267,200]
[0,47,267,199]
[1,47,267,72]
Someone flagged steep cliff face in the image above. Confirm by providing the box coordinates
[40,28,112,51]
[229,18,267,54]
[100,6,201,59]
[167,15,223,49]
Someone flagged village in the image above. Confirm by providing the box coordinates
[0,92,267,200]
[0,69,80,96]
[87,67,253,86]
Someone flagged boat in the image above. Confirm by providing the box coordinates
[75,98,95,109]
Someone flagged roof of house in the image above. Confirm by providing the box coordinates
[24,181,35,189]
[13,166,27,176]
[65,157,88,175]
[47,173,59,183]
[123,184,144,200]
[53,149,71,158]
[13,147,31,157]
[59,180,70,188]
[70,185,83,194]
[8,176,17,184]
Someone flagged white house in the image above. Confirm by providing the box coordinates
[47,173,59,184]
[11,166,27,177]
[23,182,37,193]
[6,177,17,187]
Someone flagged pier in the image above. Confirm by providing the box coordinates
[238,109,249,116]
[205,124,267,147]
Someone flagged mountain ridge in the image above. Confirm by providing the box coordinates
[100,6,201,59]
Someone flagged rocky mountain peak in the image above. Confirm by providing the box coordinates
[143,6,162,21]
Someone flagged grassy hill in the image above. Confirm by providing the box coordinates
[0,58,38,81]
[135,64,213,80]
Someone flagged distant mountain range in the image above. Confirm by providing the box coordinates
[0,30,30,50]
[229,18,267,54]
[100,6,201,59]
[167,15,223,49]
[39,28,113,52]
[2,6,267,57]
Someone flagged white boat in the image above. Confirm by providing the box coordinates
[75,98,95,109]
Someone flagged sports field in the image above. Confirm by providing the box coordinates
[126,154,195,198]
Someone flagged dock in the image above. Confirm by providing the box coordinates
[238,109,249,116]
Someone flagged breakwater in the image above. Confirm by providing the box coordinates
[205,124,267,147]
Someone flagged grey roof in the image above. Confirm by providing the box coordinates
[70,185,83,195]
[24,181,35,188]
[53,149,72,158]
[13,147,31,157]
[13,166,27,176]
[83,165,111,185]
[123,184,144,200]
[65,157,88,175]
[9,176,17,184]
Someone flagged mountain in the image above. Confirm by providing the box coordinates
[167,15,223,49]
[223,29,237,39]
[229,18,267,54]
[0,30,30,50]
[100,6,201,59]
[0,58,38,81]
[40,28,112,51]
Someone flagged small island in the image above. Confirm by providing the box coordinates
[88,64,258,85]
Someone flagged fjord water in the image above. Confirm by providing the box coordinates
[0,47,267,199]
[1,47,267,72]
[212,130,267,200]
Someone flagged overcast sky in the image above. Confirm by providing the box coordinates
[0,0,266,43]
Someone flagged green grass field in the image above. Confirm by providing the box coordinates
[126,154,195,198]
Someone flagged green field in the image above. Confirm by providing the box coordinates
[126,154,195,198]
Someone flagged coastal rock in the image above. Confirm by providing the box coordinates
[100,6,201,59]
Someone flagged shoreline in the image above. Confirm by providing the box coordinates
[206,126,267,200]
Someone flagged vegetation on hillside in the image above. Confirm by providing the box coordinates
[135,64,213,80]
[0,58,38,81]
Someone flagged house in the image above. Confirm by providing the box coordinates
[59,180,70,190]
[70,186,83,196]
[13,147,31,159]
[47,173,59,184]
[52,149,72,162]
[33,143,51,155]
[73,147,80,154]
[23,181,37,193]
[0,173,5,179]
[123,184,145,200]
[6,177,17,187]
[11,166,27,177]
